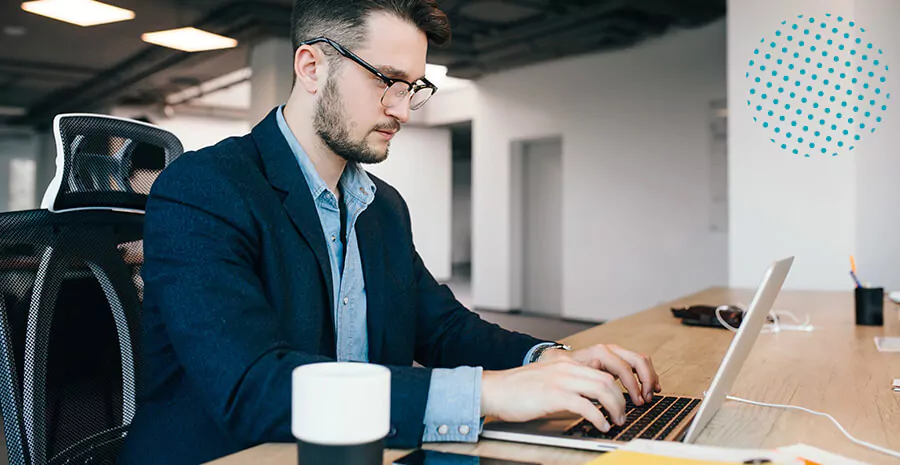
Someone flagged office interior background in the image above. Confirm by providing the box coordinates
[0,0,898,335]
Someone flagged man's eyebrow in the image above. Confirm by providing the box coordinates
[376,65,425,82]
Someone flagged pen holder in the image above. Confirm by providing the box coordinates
[854,287,884,326]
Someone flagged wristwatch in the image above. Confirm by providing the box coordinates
[530,343,572,364]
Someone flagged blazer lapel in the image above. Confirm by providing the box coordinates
[251,109,335,316]
[356,208,387,363]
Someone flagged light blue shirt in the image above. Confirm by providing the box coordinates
[276,107,554,442]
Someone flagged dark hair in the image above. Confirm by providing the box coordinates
[290,0,451,64]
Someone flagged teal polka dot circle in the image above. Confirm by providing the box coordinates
[747,13,890,157]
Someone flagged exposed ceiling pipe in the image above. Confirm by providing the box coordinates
[8,0,724,128]
[164,103,248,121]
[11,1,287,128]
[0,59,100,80]
[470,1,626,51]
[165,67,251,106]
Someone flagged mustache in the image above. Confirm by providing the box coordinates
[372,120,401,134]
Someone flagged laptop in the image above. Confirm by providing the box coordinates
[481,256,794,451]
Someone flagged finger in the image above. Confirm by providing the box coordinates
[628,351,661,392]
[563,350,637,404]
[626,355,662,393]
[609,346,659,402]
[647,357,662,392]
[593,347,644,406]
[563,371,626,424]
[564,395,610,433]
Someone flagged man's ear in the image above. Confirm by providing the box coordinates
[294,45,324,94]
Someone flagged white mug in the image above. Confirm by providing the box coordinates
[292,362,391,464]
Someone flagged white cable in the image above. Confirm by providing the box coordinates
[714,306,814,334]
[714,305,741,332]
[726,395,900,460]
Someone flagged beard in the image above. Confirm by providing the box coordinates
[313,75,400,164]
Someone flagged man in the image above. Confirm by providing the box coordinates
[119,1,661,463]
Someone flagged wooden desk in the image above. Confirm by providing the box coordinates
[208,288,900,465]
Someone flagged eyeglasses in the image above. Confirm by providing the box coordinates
[298,37,437,111]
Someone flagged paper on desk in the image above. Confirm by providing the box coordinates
[777,444,870,465]
[874,336,900,352]
[582,439,803,465]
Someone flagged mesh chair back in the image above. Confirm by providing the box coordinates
[0,114,182,464]
[41,114,182,213]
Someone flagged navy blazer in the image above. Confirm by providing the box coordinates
[118,108,548,464]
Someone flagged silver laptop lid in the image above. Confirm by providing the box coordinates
[682,256,794,443]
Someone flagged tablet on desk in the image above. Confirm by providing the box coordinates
[393,449,539,465]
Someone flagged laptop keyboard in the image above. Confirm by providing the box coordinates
[562,394,701,441]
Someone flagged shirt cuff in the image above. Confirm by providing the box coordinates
[421,366,483,443]
[523,342,558,366]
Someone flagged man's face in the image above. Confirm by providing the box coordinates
[314,13,428,164]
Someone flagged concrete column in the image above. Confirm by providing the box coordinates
[34,130,56,208]
[249,38,294,126]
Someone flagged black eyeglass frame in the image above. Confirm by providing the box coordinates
[298,36,438,110]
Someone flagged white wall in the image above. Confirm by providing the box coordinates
[728,0,900,292]
[472,20,729,321]
[366,127,453,281]
[519,138,564,316]
[153,115,250,152]
[853,0,900,291]
[110,106,250,153]
[728,0,856,291]
[419,87,476,127]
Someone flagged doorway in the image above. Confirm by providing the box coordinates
[512,137,563,317]
[447,122,473,308]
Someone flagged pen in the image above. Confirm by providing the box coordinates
[850,271,862,288]
[850,255,862,288]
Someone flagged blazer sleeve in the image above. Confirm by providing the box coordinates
[143,155,431,449]
[399,199,553,370]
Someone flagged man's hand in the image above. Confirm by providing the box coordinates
[540,344,661,406]
[481,359,626,432]
[480,344,661,433]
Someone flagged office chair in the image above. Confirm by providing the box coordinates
[0,114,182,464]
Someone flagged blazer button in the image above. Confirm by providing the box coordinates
[437,425,449,435]
[387,425,397,438]
[458,425,470,435]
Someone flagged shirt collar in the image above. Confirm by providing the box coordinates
[274,105,376,204]
[340,162,377,206]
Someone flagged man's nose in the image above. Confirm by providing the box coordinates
[385,97,411,123]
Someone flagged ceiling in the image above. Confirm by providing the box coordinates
[0,0,725,128]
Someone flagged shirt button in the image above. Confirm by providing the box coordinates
[458,425,470,435]
[342,297,349,305]
[331,235,336,242]
[437,425,449,435]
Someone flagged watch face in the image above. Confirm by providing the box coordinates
[532,344,567,363]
